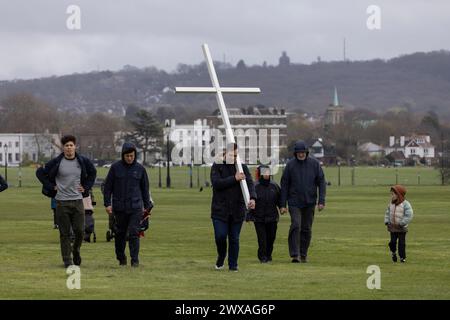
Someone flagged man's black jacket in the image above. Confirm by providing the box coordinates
[36,153,97,198]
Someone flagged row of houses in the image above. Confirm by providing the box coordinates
[310,134,436,166]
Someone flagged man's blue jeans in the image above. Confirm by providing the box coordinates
[212,219,243,269]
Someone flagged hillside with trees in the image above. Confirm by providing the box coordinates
[1,51,450,121]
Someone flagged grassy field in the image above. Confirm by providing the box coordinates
[0,167,449,299]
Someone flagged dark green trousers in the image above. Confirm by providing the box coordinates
[56,200,84,265]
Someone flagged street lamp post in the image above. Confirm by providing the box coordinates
[166,123,171,188]
[158,158,162,188]
[441,133,445,186]
[337,162,341,187]
[3,144,8,183]
[197,165,200,188]
[189,162,193,188]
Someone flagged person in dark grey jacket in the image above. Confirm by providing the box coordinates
[210,143,256,272]
[246,165,281,263]
[103,142,153,267]
[0,174,8,192]
[280,140,326,263]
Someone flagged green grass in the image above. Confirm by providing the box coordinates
[1,181,450,299]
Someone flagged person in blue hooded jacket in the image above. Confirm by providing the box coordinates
[0,174,8,192]
[280,140,326,263]
[103,142,153,267]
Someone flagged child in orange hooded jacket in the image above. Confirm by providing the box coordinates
[384,185,414,263]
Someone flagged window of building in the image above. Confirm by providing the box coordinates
[424,149,428,154]
[410,149,416,154]
[15,141,19,148]
[0,154,2,162]
[0,142,2,148]
[15,153,20,161]
[8,153,12,162]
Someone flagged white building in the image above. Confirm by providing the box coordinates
[384,135,435,165]
[206,106,288,164]
[358,142,384,157]
[308,139,325,158]
[0,133,60,166]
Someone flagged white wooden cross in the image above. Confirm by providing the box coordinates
[175,44,261,207]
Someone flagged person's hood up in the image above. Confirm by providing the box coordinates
[121,142,137,165]
[293,140,309,159]
[390,184,406,205]
[255,164,271,185]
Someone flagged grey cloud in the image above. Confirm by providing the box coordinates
[0,0,449,79]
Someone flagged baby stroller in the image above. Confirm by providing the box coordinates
[83,193,97,243]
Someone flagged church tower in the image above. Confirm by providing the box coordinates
[324,87,345,126]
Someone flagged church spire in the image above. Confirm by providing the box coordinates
[333,86,340,107]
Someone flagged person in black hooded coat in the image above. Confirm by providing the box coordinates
[0,174,7,192]
[246,165,282,263]
[210,143,256,272]
[103,142,153,267]
[280,140,326,263]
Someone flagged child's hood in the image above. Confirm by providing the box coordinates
[391,184,406,205]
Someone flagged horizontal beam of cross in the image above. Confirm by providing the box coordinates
[175,87,261,94]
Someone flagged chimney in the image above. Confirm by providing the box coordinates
[400,136,405,147]
[389,136,395,147]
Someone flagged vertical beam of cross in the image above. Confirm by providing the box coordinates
[175,44,261,207]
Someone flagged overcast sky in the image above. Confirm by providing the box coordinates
[0,0,449,80]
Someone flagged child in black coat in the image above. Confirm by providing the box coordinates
[247,165,282,263]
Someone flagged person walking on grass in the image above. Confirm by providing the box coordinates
[280,140,326,263]
[0,174,7,192]
[246,165,282,263]
[103,142,153,268]
[210,143,256,272]
[36,135,97,268]
[384,185,414,263]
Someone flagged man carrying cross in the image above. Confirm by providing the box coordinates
[176,44,260,271]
